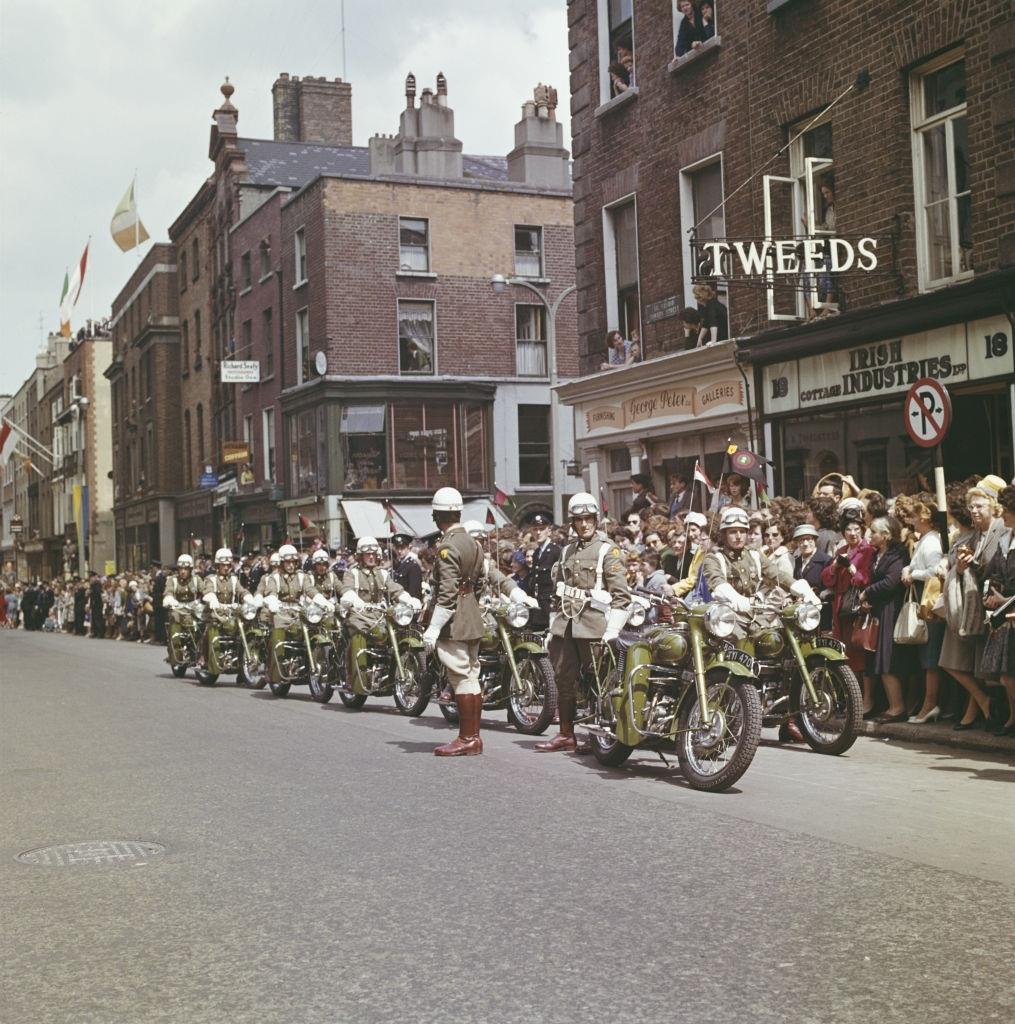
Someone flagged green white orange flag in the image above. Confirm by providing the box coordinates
[110,179,150,252]
[59,242,89,337]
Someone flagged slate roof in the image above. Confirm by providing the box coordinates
[239,138,513,190]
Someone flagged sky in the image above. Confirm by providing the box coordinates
[0,0,571,396]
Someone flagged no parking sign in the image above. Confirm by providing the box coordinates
[904,378,952,449]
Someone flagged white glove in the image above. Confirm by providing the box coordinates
[251,593,264,609]
[162,595,178,609]
[398,593,422,613]
[203,592,220,607]
[340,591,367,611]
[422,605,453,653]
[265,595,281,615]
[601,606,629,645]
[789,579,822,608]
[509,587,538,609]
[714,582,752,614]
[312,592,331,610]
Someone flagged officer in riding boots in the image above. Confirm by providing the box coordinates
[463,521,540,608]
[527,513,560,631]
[536,492,631,753]
[700,506,820,638]
[261,544,317,681]
[339,537,421,693]
[391,534,423,601]
[162,554,200,654]
[421,488,489,756]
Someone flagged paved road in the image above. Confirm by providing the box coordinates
[2,630,1013,1024]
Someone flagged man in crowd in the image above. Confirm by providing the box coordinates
[391,534,423,601]
[527,513,560,631]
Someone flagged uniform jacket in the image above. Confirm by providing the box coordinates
[312,569,342,601]
[549,533,631,639]
[340,565,405,633]
[201,573,251,604]
[260,570,316,603]
[431,524,486,642]
[701,545,794,597]
[392,553,423,601]
[164,574,200,604]
[529,538,562,610]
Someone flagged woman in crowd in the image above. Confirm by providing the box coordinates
[716,473,748,511]
[762,518,794,580]
[674,0,702,57]
[821,506,874,682]
[896,493,946,723]
[747,513,765,551]
[981,485,1015,735]
[859,516,914,722]
[806,495,842,557]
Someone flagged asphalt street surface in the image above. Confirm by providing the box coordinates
[2,630,1014,1024]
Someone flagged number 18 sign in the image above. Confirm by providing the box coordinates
[904,377,952,449]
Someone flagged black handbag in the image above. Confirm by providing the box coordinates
[840,585,863,621]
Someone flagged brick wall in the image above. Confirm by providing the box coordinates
[568,0,1015,374]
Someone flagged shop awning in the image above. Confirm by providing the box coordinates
[339,499,510,541]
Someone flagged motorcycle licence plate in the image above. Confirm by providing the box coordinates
[817,636,846,655]
[718,646,758,673]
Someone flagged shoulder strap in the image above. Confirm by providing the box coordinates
[750,550,762,575]
[713,551,729,579]
[595,541,610,591]
[231,577,237,601]
[350,567,360,590]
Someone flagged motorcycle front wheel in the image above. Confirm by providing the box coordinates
[238,656,268,690]
[308,670,334,704]
[268,681,291,697]
[507,655,558,735]
[338,689,367,709]
[170,664,188,678]
[792,660,862,755]
[393,650,431,716]
[675,672,762,792]
[194,666,218,686]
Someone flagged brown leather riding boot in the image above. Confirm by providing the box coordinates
[434,693,483,757]
[536,698,579,752]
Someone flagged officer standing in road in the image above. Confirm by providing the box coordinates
[527,513,560,631]
[150,561,167,643]
[536,493,631,753]
[422,488,488,757]
[390,534,423,601]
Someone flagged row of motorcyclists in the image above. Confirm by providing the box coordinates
[160,489,864,790]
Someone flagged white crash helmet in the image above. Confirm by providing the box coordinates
[567,492,600,519]
[719,506,750,531]
[431,486,464,512]
[269,553,281,567]
[278,544,299,561]
[356,536,382,554]
[176,554,194,569]
[462,520,487,538]
[214,547,233,564]
[311,549,331,565]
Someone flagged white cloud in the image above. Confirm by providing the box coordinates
[0,0,570,394]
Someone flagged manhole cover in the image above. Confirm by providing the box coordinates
[16,840,166,866]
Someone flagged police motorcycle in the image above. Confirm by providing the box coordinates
[335,597,429,716]
[578,589,764,793]
[435,521,555,734]
[264,593,337,698]
[163,554,204,678]
[304,549,347,704]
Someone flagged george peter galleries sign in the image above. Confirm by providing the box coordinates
[581,378,746,436]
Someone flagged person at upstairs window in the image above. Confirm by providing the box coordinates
[699,0,716,41]
[674,0,703,58]
[693,283,729,346]
[679,308,703,351]
[600,329,629,369]
[608,61,630,97]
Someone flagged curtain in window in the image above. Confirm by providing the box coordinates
[515,305,547,376]
[399,305,434,371]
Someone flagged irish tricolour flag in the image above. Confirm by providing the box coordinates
[0,419,18,468]
[59,242,89,337]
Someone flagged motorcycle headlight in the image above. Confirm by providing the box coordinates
[506,603,530,628]
[626,603,647,628]
[795,603,821,632]
[304,604,324,624]
[191,602,205,621]
[241,604,258,622]
[705,602,737,638]
[392,602,414,627]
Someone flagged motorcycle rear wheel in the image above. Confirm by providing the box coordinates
[507,655,558,735]
[268,681,291,697]
[393,651,431,716]
[792,660,862,755]
[592,733,634,767]
[170,664,188,678]
[338,689,367,709]
[675,672,761,792]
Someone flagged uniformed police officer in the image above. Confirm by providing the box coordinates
[390,533,423,601]
[422,488,487,757]
[339,537,420,692]
[700,506,820,636]
[463,521,539,608]
[261,544,317,681]
[200,548,254,666]
[536,492,631,753]
[310,548,341,603]
[527,513,560,630]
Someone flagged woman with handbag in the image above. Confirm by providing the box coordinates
[980,485,1015,736]
[821,506,874,682]
[896,493,946,722]
[859,517,917,723]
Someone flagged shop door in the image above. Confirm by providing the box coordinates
[941,391,1013,483]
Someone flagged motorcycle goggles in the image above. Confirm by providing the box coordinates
[568,502,599,519]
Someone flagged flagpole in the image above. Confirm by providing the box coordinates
[5,419,55,463]
[134,170,141,264]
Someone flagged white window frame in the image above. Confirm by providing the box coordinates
[397,299,437,376]
[294,226,307,286]
[262,407,276,482]
[398,216,430,273]
[597,0,636,106]
[909,50,972,291]
[243,414,253,447]
[601,192,640,339]
[514,303,549,378]
[679,152,727,303]
[295,306,310,386]
[514,225,544,279]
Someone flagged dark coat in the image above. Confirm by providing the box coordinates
[796,549,833,630]
[392,554,423,601]
[862,544,917,676]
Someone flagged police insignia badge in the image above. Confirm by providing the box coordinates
[611,547,621,557]
[438,548,450,560]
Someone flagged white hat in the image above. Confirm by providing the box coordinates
[462,520,487,537]
[215,547,233,564]
[792,524,818,540]
[356,537,381,553]
[431,487,464,512]
[311,549,331,564]
[567,492,599,518]
[278,544,299,560]
[719,506,750,531]
[683,511,707,529]
[176,554,194,568]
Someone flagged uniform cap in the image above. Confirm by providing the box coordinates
[529,513,553,526]
[391,533,414,546]
[431,486,464,512]
[719,506,750,531]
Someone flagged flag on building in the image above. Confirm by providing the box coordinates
[485,507,496,526]
[493,484,509,507]
[298,513,317,533]
[0,419,17,467]
[110,179,150,253]
[599,486,610,515]
[59,242,89,337]
[383,500,397,534]
[693,459,716,492]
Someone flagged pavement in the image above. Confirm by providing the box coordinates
[2,630,1014,1024]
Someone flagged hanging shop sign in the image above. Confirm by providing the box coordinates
[580,378,745,436]
[220,360,260,384]
[222,441,250,465]
[762,316,1013,415]
[691,236,879,284]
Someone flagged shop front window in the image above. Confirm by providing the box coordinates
[340,404,388,490]
[289,408,320,496]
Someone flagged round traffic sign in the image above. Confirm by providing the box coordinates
[904,377,951,448]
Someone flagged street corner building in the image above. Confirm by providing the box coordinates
[560,0,1015,509]
[106,71,582,570]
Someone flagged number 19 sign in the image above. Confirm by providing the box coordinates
[904,377,952,449]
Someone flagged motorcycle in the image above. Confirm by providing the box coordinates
[267,599,338,699]
[166,600,205,678]
[579,593,764,793]
[193,601,268,687]
[337,600,430,715]
[740,600,862,755]
[437,596,558,735]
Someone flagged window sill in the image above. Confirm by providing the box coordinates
[668,35,721,74]
[239,285,252,297]
[919,270,975,294]
[293,279,308,290]
[594,86,639,119]
[396,270,437,280]
[259,272,274,284]
[260,374,275,384]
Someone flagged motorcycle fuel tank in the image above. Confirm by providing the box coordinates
[645,624,688,665]
[753,629,785,659]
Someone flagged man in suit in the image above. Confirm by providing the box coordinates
[667,473,692,518]
[793,524,833,629]
[390,534,423,601]
[526,513,560,631]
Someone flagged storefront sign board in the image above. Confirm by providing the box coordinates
[762,317,1012,415]
[581,378,745,436]
[125,504,147,528]
[221,361,260,383]
[222,442,250,464]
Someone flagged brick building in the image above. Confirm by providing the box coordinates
[107,244,182,569]
[561,0,1015,508]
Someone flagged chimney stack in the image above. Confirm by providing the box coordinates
[272,74,353,146]
[507,84,570,189]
